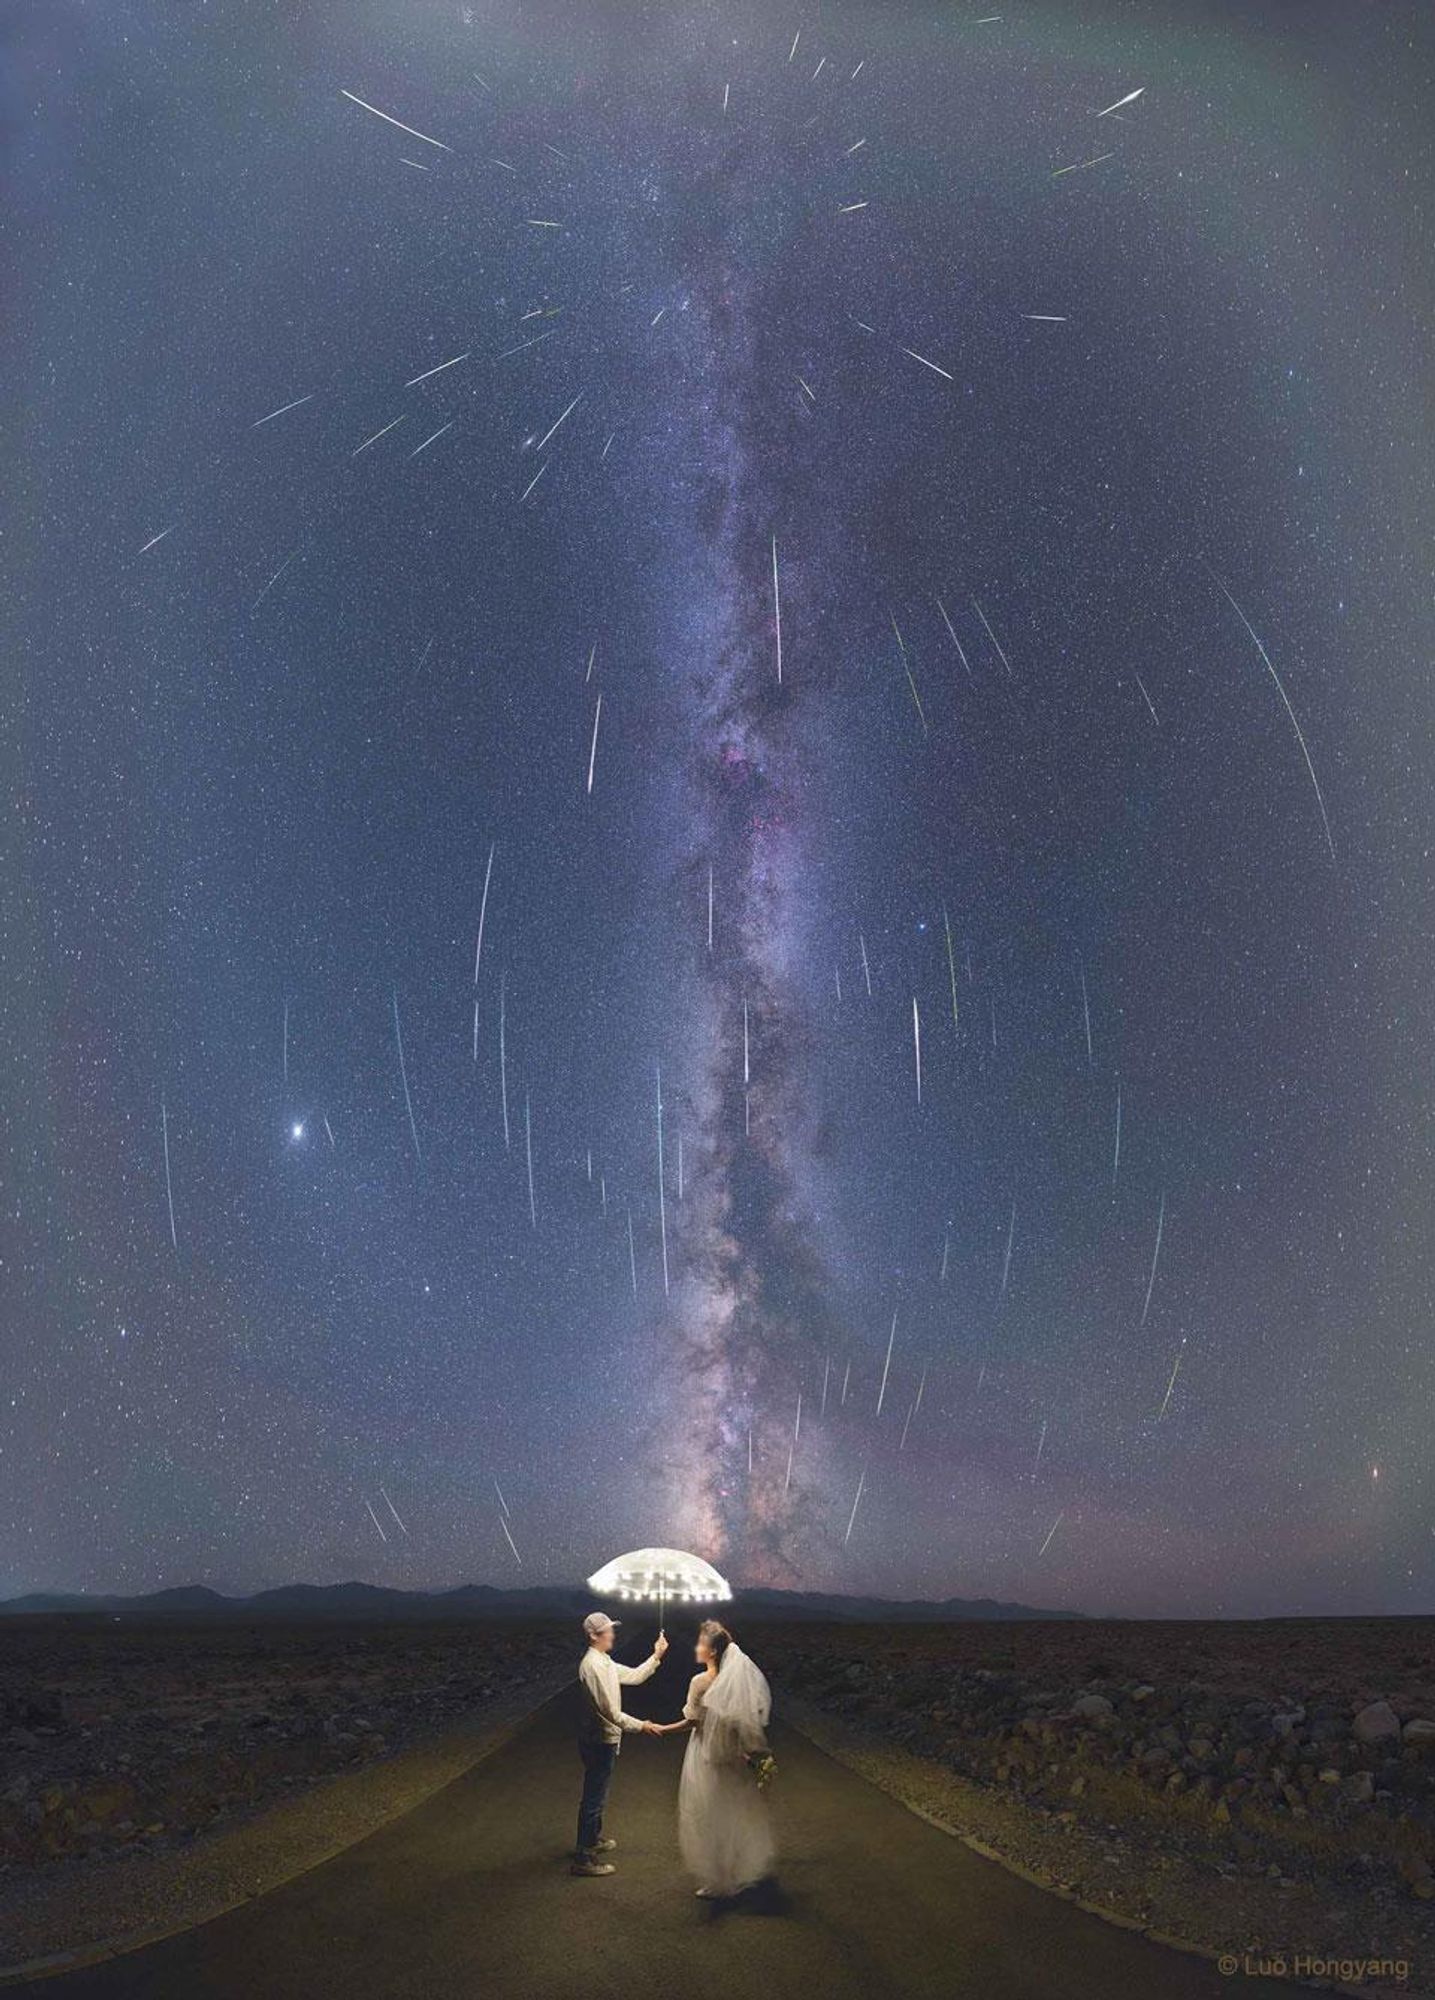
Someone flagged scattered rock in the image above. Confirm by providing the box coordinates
[1352,1700,1401,1746]
[1071,1694,1113,1720]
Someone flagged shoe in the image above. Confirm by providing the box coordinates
[571,1857,616,1877]
[593,1837,617,1852]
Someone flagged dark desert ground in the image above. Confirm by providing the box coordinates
[2,1610,1433,1985]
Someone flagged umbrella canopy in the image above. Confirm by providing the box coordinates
[586,1546,732,1607]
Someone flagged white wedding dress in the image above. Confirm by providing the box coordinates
[677,1643,775,1896]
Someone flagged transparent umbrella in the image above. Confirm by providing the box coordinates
[586,1546,732,1636]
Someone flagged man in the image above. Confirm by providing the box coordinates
[571,1610,667,1877]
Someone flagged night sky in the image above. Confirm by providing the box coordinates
[5,0,1434,1618]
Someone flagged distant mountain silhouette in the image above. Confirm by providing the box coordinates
[0,1579,1082,1623]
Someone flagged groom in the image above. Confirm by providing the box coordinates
[571,1610,667,1877]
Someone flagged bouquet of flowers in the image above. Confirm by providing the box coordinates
[746,1751,777,1792]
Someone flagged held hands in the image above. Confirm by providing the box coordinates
[642,1720,666,1735]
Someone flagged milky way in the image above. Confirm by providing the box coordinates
[6,0,1435,1616]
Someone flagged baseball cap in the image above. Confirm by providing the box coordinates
[583,1611,621,1637]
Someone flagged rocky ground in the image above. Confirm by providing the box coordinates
[0,1615,572,1877]
[748,1617,1435,1990]
[5,1610,1433,1988]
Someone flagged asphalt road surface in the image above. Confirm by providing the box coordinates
[11,1651,1294,2000]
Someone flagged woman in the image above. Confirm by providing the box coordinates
[650,1618,775,1898]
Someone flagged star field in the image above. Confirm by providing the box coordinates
[4,0,1434,1616]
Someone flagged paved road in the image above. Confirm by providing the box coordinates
[12,1653,1292,2000]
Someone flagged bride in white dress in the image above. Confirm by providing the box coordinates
[651,1619,775,1897]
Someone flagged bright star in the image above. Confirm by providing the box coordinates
[291,1122,305,1141]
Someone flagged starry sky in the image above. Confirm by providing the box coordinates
[5,0,1433,1618]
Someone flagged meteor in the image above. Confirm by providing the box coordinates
[901,347,952,380]
[341,88,452,151]
[1051,152,1115,178]
[899,1370,926,1450]
[498,972,510,1148]
[391,987,422,1163]
[536,393,583,451]
[586,692,602,795]
[1112,1084,1122,1196]
[935,598,973,678]
[843,1466,868,1545]
[784,1394,801,1493]
[1141,1192,1166,1326]
[251,393,313,428]
[252,548,299,612]
[160,1096,178,1252]
[1205,562,1336,863]
[474,843,495,983]
[405,351,470,388]
[495,330,559,361]
[972,599,1013,676]
[524,1092,536,1227]
[351,415,405,456]
[409,421,453,457]
[875,1308,897,1416]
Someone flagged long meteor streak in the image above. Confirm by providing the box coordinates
[1205,563,1336,863]
[844,1466,867,1544]
[586,693,602,795]
[1141,1192,1166,1325]
[392,988,422,1162]
[341,89,452,152]
[875,1308,897,1415]
[161,1097,178,1251]
[474,844,495,985]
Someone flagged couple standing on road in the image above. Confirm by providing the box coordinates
[573,1609,777,1900]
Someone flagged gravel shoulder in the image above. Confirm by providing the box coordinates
[0,1651,571,1983]
[781,1690,1433,2000]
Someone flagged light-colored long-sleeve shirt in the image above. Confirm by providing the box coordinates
[578,1644,660,1746]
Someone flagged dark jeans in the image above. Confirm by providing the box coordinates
[576,1739,618,1855]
